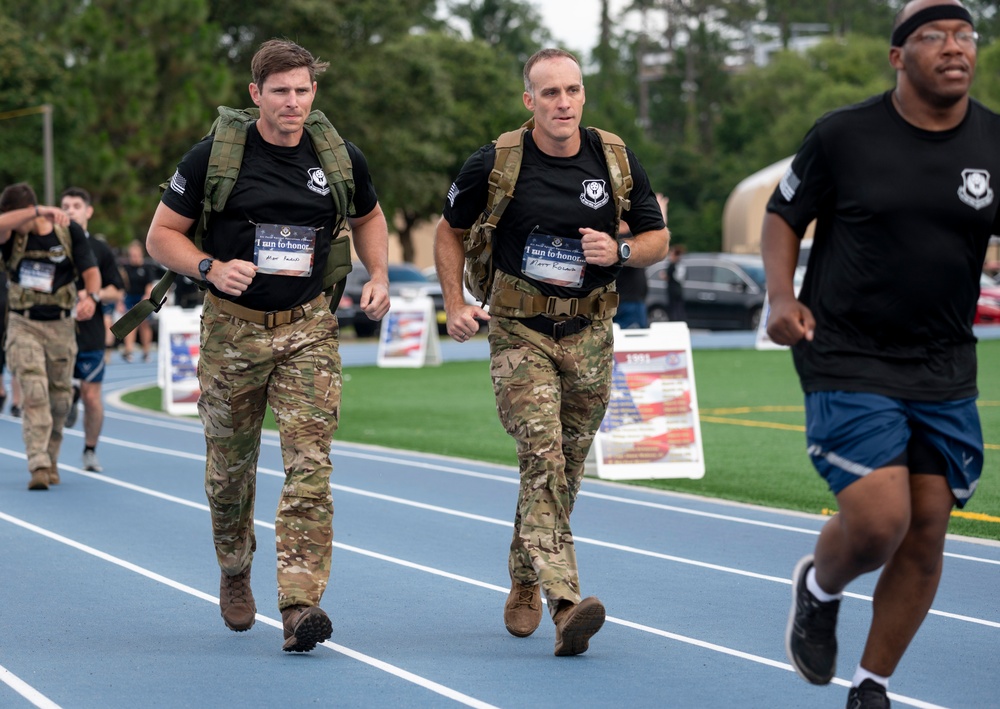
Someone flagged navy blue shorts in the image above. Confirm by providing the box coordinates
[804,391,983,507]
[73,349,107,384]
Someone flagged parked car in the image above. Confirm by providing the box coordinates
[339,262,445,337]
[976,272,1000,325]
[645,252,767,331]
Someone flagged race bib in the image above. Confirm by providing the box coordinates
[253,224,317,276]
[19,261,56,293]
[521,233,586,288]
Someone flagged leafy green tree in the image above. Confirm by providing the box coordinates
[0,12,67,197]
[345,31,525,262]
[446,0,551,63]
[55,0,233,244]
[1,1,232,245]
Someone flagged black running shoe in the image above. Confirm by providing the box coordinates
[846,679,890,709]
[786,554,840,684]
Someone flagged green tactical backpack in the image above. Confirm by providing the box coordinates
[462,118,634,305]
[111,106,355,340]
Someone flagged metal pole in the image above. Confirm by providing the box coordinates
[43,104,54,205]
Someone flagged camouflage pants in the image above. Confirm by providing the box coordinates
[198,294,341,611]
[488,313,613,616]
[5,313,76,473]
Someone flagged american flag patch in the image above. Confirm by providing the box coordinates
[447,183,459,207]
[169,170,187,195]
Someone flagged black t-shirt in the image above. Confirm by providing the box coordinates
[121,261,159,298]
[161,123,378,312]
[443,128,664,299]
[75,234,124,352]
[1,222,97,319]
[767,91,1000,400]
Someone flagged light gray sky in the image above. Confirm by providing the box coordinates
[533,0,635,55]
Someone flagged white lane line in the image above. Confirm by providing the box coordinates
[57,414,1000,560]
[0,498,944,709]
[0,508,950,709]
[0,511,498,709]
[2,443,998,628]
[0,663,61,709]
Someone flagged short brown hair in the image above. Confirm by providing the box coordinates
[523,48,582,95]
[0,182,37,214]
[251,39,329,88]
[61,186,92,205]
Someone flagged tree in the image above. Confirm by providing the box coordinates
[0,12,69,197]
[446,0,551,64]
[346,32,525,262]
[1,0,232,245]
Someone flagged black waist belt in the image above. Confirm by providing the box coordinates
[519,315,592,341]
[11,309,71,322]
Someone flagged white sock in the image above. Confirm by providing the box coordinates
[853,666,889,690]
[806,566,842,602]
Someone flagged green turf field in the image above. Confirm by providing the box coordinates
[122,339,1000,541]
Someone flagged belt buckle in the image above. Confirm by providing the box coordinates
[551,319,567,341]
[546,296,578,318]
[264,310,279,328]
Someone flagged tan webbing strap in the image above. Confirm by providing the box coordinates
[207,292,326,328]
[490,286,619,320]
[588,127,633,236]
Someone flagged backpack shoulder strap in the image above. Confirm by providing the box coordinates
[203,106,256,248]
[53,224,77,273]
[303,110,355,299]
[483,118,533,229]
[587,127,633,236]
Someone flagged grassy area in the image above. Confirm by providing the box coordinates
[121,340,1000,541]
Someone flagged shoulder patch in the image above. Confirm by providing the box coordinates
[779,167,800,202]
[169,170,187,195]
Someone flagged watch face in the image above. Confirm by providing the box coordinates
[619,242,631,260]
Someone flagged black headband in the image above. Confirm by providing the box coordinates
[891,5,975,47]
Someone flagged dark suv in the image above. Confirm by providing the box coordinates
[338,262,445,337]
[645,252,767,331]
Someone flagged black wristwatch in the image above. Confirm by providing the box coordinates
[198,258,215,286]
[617,240,632,265]
[88,292,101,305]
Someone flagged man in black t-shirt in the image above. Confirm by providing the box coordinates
[120,240,157,362]
[0,182,101,490]
[762,1,999,705]
[612,225,650,329]
[62,187,125,473]
[435,48,668,656]
[146,39,390,653]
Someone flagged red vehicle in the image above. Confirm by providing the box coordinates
[976,273,1000,325]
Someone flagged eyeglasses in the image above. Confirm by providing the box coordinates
[910,30,979,48]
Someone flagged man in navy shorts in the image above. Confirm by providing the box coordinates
[761,1,997,707]
[62,187,124,472]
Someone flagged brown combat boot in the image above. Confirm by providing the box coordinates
[503,578,542,637]
[219,568,256,632]
[553,596,606,656]
[28,468,50,491]
[281,605,332,653]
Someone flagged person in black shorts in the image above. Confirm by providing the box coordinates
[120,240,157,362]
[761,1,998,707]
[61,187,125,472]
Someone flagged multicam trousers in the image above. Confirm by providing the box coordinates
[5,313,76,474]
[198,294,341,611]
[488,312,613,617]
